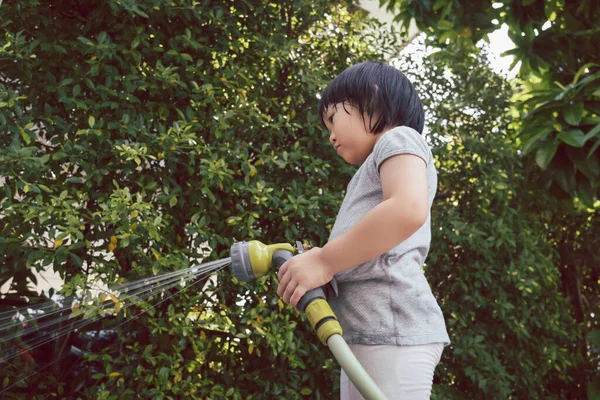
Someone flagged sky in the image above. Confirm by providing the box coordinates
[487,24,519,79]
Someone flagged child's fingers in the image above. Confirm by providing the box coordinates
[276,271,291,298]
[290,286,306,308]
[277,262,288,281]
[283,280,299,305]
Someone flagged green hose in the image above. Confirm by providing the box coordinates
[327,334,388,400]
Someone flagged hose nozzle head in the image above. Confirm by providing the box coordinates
[230,240,294,282]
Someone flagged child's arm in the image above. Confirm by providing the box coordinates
[321,153,428,273]
[277,153,428,308]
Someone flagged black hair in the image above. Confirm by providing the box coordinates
[318,61,425,134]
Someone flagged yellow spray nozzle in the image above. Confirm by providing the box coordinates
[247,241,294,279]
[230,240,295,281]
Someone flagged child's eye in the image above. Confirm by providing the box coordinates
[328,114,334,123]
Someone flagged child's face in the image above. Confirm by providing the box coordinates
[323,103,382,165]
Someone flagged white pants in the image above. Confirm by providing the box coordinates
[340,343,444,400]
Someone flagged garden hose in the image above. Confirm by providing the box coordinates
[230,240,388,400]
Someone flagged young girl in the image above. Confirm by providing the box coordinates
[276,61,450,399]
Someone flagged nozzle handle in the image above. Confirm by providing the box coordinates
[272,250,336,313]
[272,249,293,270]
[273,248,343,345]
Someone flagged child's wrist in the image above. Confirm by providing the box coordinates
[318,245,339,277]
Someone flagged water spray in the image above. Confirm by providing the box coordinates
[230,240,388,400]
[0,258,231,394]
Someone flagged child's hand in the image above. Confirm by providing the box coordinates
[276,247,334,309]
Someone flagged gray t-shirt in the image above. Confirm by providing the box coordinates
[327,126,450,346]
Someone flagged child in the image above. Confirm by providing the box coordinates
[277,61,450,399]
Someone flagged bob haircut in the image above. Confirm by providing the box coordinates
[318,61,425,134]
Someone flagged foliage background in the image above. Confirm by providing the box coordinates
[382,0,600,207]
[0,0,597,399]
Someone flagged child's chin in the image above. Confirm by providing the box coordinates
[338,150,360,164]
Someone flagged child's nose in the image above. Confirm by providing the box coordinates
[329,132,336,145]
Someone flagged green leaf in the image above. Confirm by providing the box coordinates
[18,126,31,144]
[133,6,149,18]
[573,62,598,85]
[583,124,600,143]
[589,138,600,158]
[69,308,85,319]
[145,181,158,190]
[557,129,586,147]
[535,140,559,169]
[433,0,447,11]
[69,252,83,267]
[521,125,553,154]
[300,388,313,396]
[88,115,95,128]
[67,177,84,183]
[563,102,583,126]
[437,20,453,30]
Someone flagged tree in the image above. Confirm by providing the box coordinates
[381,0,600,206]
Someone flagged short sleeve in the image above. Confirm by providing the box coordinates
[372,126,431,172]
